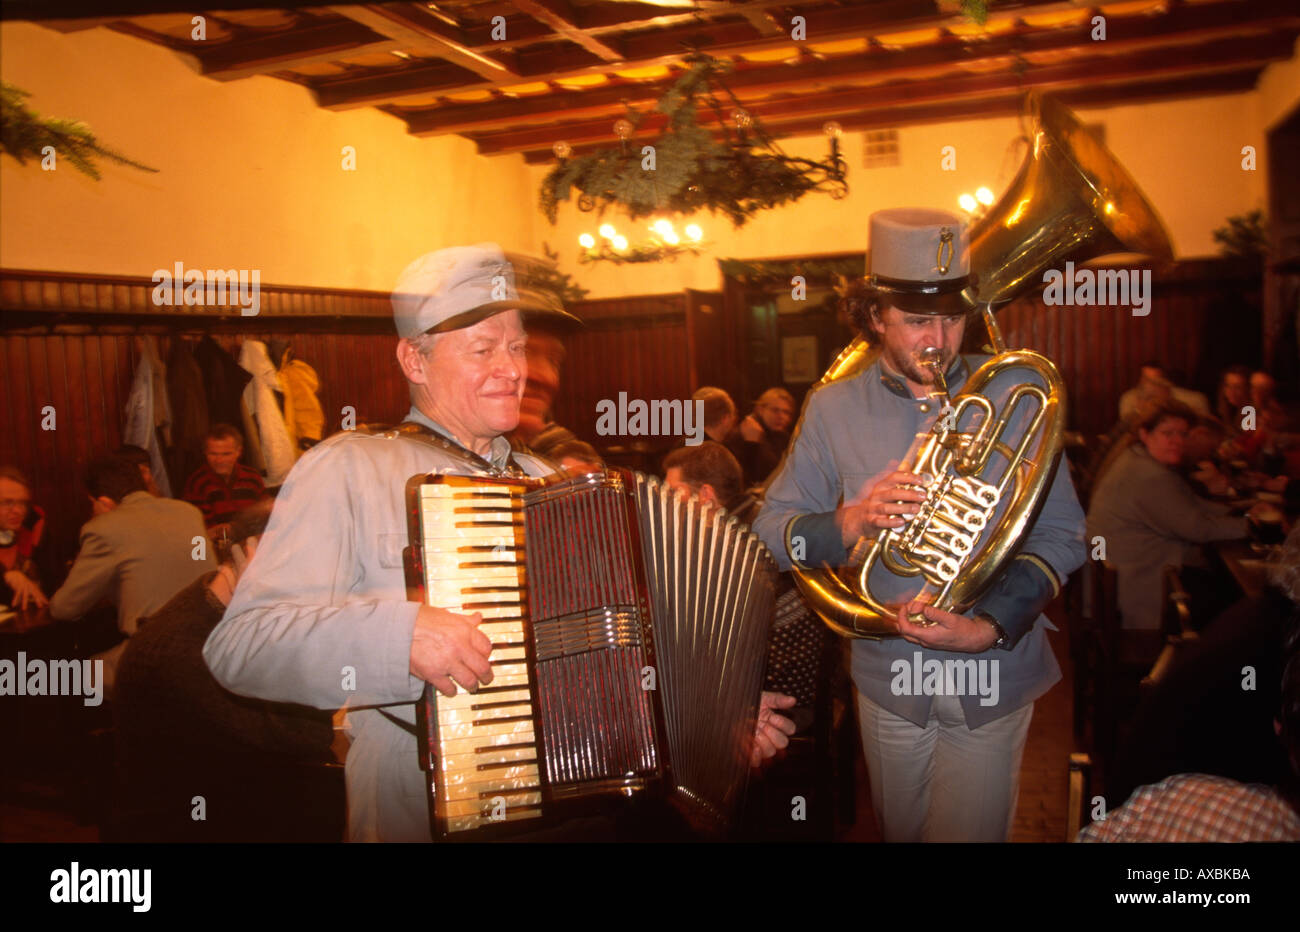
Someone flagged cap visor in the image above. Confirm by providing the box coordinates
[877,287,970,316]
[425,300,581,334]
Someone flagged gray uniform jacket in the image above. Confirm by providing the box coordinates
[1086,443,1246,630]
[203,408,552,842]
[752,355,1087,729]
[50,491,215,634]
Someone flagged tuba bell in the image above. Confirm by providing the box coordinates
[794,91,1173,639]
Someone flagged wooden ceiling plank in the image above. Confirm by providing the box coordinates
[509,0,624,62]
[314,0,1296,110]
[477,34,1283,156]
[517,68,1262,163]
[37,17,122,32]
[196,19,401,80]
[330,4,518,81]
[741,6,785,38]
[311,0,1063,107]
[399,0,1300,135]
[318,60,486,110]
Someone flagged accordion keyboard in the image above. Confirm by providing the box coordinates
[416,478,544,834]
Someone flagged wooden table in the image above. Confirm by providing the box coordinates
[1211,539,1274,601]
[0,604,56,635]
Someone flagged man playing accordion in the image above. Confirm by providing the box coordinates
[205,243,792,841]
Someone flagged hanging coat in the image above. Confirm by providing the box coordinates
[165,337,211,492]
[280,357,325,448]
[238,339,295,487]
[193,335,251,431]
[123,336,174,497]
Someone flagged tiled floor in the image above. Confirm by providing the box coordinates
[1011,624,1076,843]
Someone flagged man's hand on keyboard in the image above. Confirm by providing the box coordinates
[410,605,495,697]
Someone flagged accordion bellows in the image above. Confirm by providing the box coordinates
[406,467,777,839]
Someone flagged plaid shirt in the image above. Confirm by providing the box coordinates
[1079,773,1300,842]
[183,463,265,528]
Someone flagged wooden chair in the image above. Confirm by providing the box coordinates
[1086,561,1156,796]
[1143,565,1200,687]
[1066,752,1092,841]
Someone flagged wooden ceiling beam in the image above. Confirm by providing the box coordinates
[397,1,1299,135]
[519,68,1263,164]
[541,0,1067,41]
[532,0,1076,71]
[329,4,519,81]
[194,19,400,80]
[509,0,624,63]
[312,0,1076,107]
[740,4,785,38]
[37,17,123,32]
[473,31,1285,156]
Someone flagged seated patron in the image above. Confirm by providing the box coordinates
[50,455,216,691]
[1086,403,1256,634]
[732,387,796,489]
[1118,362,1209,421]
[0,465,50,610]
[1105,524,1300,809]
[663,441,758,524]
[183,424,266,539]
[1217,365,1252,436]
[1080,611,1300,842]
[115,444,162,497]
[113,502,337,841]
[1181,415,1232,498]
[692,386,739,445]
[1230,370,1291,473]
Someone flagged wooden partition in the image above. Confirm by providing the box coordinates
[550,293,691,446]
[1,328,410,575]
[0,269,410,575]
[993,257,1264,440]
[0,259,1264,577]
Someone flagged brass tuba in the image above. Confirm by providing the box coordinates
[795,92,1172,639]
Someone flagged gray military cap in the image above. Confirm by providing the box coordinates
[392,243,580,338]
[868,208,971,315]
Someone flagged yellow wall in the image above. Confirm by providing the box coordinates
[537,92,1270,298]
[1,19,1293,300]
[0,21,538,291]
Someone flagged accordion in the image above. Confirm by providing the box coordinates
[404,467,777,840]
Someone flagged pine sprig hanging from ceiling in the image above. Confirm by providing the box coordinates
[1,82,158,180]
[539,55,847,228]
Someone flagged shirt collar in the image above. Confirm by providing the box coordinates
[405,406,514,471]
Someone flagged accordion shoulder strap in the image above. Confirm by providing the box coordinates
[359,420,528,478]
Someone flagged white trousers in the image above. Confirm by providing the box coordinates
[857,691,1033,842]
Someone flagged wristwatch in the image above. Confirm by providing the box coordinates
[977,612,1009,650]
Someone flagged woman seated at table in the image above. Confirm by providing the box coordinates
[0,465,50,611]
[1087,402,1264,640]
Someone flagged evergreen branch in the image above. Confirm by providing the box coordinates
[1,81,158,179]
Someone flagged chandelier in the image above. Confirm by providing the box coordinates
[539,55,848,241]
[577,218,707,264]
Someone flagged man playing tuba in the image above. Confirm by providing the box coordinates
[753,209,1087,842]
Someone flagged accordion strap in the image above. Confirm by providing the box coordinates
[377,706,418,738]
[384,420,529,479]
